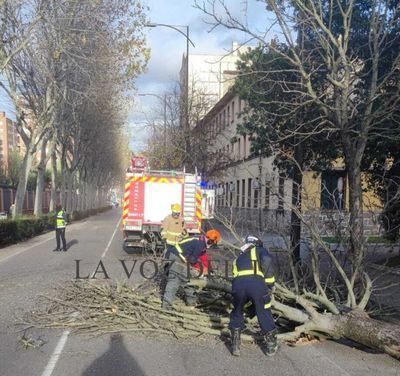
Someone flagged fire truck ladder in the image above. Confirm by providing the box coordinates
[183,174,197,223]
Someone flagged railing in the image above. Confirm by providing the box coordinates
[0,187,57,214]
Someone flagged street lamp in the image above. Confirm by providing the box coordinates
[145,23,195,157]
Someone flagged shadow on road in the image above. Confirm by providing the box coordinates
[81,333,146,376]
[66,239,79,250]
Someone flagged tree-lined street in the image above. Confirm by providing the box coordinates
[1,0,400,374]
[0,208,399,375]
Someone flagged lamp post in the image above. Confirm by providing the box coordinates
[145,23,195,157]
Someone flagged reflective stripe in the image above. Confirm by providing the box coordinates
[265,276,276,284]
[166,230,182,236]
[178,238,193,245]
[175,243,187,263]
[233,247,264,278]
[264,302,272,309]
[232,259,238,276]
[56,211,66,228]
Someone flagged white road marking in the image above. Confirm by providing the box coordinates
[40,328,71,376]
[101,217,121,259]
[40,216,120,376]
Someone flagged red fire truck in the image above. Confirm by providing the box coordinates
[122,157,203,253]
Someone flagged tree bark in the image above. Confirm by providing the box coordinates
[345,158,365,291]
[34,136,51,216]
[290,144,304,264]
[49,151,57,212]
[13,147,34,217]
[191,279,400,359]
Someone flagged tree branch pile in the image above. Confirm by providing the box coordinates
[22,274,400,359]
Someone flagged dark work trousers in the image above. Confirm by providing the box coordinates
[229,276,276,334]
[162,253,197,309]
[56,228,67,251]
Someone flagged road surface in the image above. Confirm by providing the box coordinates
[0,208,399,376]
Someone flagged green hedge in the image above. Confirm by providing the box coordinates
[0,214,55,247]
[0,206,112,248]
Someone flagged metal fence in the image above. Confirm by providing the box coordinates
[0,186,56,214]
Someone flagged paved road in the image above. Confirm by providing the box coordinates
[0,209,399,376]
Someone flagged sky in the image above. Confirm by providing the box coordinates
[0,1,274,151]
[129,0,274,151]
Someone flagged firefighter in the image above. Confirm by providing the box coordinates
[229,235,278,357]
[54,204,68,252]
[161,203,187,249]
[162,234,209,310]
[193,229,221,276]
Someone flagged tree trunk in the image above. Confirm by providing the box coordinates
[290,144,304,264]
[13,147,34,217]
[191,279,400,359]
[34,137,50,216]
[346,161,365,266]
[49,151,57,212]
[66,172,74,213]
[60,157,67,208]
[34,165,45,216]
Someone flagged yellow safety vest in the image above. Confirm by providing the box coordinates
[232,246,265,278]
[56,210,66,228]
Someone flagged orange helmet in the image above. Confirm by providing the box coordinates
[206,229,221,244]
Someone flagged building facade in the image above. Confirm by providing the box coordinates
[0,111,20,174]
[180,42,252,117]
[197,91,382,236]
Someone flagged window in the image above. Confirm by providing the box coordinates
[243,135,247,158]
[265,182,270,209]
[229,181,233,207]
[225,182,229,206]
[231,101,235,122]
[278,174,285,211]
[247,178,252,208]
[321,171,346,210]
[236,180,240,207]
[238,138,241,159]
[223,110,226,127]
[254,186,259,208]
[238,98,242,113]
[227,105,230,124]
[241,179,245,207]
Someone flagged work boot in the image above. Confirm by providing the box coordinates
[230,328,241,356]
[264,330,278,357]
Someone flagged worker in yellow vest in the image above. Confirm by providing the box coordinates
[161,203,187,247]
[54,204,68,252]
[229,235,277,357]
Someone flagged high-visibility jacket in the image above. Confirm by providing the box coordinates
[232,246,275,287]
[161,214,186,245]
[56,210,67,229]
[166,237,204,264]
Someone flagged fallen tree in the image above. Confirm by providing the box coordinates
[21,268,400,359]
[189,278,400,359]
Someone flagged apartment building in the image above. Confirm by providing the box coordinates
[0,111,20,174]
[180,42,253,118]
[196,90,382,234]
[196,90,293,212]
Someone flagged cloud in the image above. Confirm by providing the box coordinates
[129,0,275,152]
